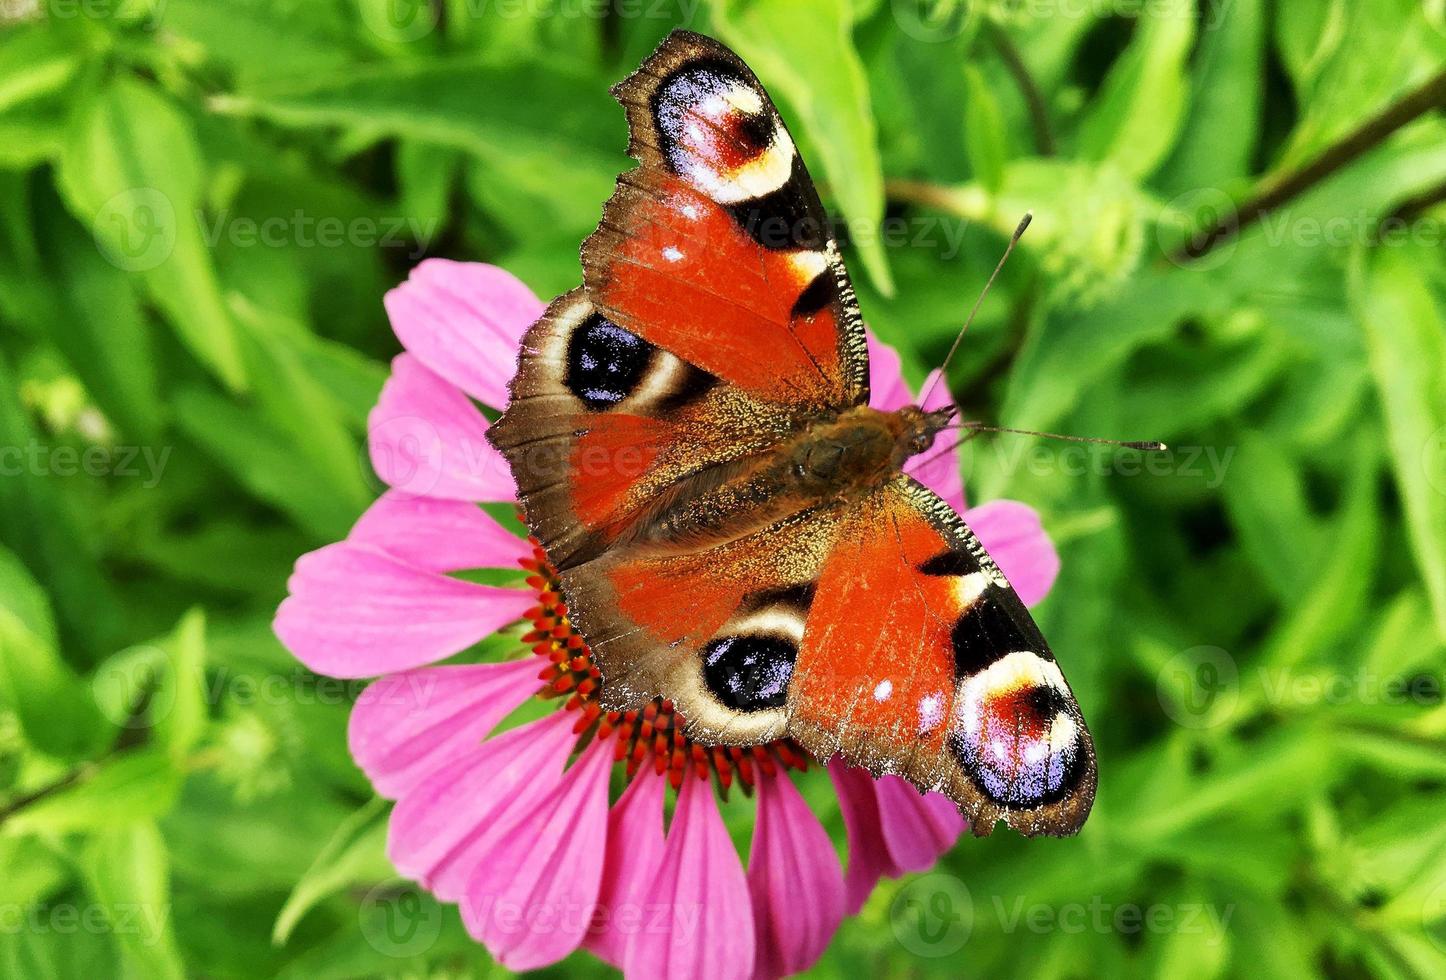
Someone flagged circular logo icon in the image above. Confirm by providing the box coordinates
[91,647,175,728]
[93,188,176,272]
[891,0,970,43]
[890,872,973,957]
[1159,188,1240,271]
[1422,425,1446,498]
[1157,645,1239,729]
[359,0,439,44]
[365,415,445,498]
[360,883,442,958]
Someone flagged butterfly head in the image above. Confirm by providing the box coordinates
[896,404,958,460]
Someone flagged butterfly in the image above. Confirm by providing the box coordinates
[489,29,1096,837]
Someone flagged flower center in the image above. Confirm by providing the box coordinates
[518,539,809,794]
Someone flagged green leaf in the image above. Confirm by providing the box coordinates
[0,26,81,115]
[0,565,108,760]
[712,0,895,295]
[171,386,360,542]
[273,797,391,944]
[155,609,208,760]
[1075,0,1196,180]
[1156,0,1265,194]
[80,822,186,980]
[56,76,248,391]
[37,207,164,441]
[5,750,183,835]
[0,352,123,663]
[963,64,1007,195]
[1351,242,1446,639]
[211,58,623,249]
[1221,433,1325,601]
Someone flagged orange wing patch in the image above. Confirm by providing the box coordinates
[586,173,844,406]
[788,492,967,774]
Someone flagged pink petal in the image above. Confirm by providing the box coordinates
[385,260,543,411]
[274,543,533,678]
[965,499,1060,606]
[747,770,845,979]
[388,711,576,901]
[348,491,528,573]
[368,353,514,502]
[827,759,901,914]
[626,776,755,980]
[585,771,668,968]
[867,330,912,411]
[875,775,966,873]
[348,659,541,798]
[462,739,613,971]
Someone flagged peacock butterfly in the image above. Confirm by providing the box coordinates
[488,29,1096,837]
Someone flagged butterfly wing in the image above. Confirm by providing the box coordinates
[559,474,1094,837]
[585,28,869,409]
[788,477,1096,837]
[491,30,1095,836]
[491,29,868,565]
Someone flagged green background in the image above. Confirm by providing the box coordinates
[3,0,1446,977]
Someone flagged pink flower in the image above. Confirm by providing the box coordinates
[274,260,1061,977]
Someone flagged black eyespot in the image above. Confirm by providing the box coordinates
[565,314,654,411]
[702,635,796,711]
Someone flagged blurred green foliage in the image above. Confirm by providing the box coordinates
[2,1,1445,977]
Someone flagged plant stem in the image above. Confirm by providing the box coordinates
[1172,64,1446,263]
[0,763,96,828]
[988,22,1056,157]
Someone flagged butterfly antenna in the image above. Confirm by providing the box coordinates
[952,421,1167,452]
[919,211,1033,408]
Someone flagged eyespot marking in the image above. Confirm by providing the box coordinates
[702,634,797,712]
[565,314,655,411]
[949,651,1084,808]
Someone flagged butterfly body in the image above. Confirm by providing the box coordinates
[490,30,1097,837]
